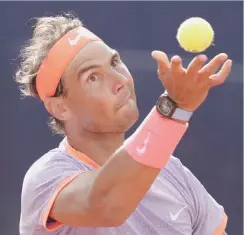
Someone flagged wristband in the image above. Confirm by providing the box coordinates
[124,106,188,168]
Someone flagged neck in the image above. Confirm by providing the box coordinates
[66,129,125,166]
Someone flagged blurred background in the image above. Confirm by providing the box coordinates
[0,1,242,234]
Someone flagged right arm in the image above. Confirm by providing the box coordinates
[51,109,187,227]
[51,148,161,227]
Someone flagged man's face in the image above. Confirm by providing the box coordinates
[62,41,139,133]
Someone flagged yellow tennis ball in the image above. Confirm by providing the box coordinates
[176,17,214,53]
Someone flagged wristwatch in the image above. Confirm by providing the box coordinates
[156,92,193,122]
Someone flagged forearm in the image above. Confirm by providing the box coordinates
[89,148,160,224]
[52,150,160,227]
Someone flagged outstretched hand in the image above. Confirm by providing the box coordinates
[152,51,232,112]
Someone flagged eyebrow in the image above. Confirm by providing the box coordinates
[111,50,120,60]
[77,50,120,78]
[77,63,100,79]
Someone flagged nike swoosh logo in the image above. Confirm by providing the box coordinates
[68,28,83,46]
[136,132,150,155]
[170,205,188,221]
[68,37,82,46]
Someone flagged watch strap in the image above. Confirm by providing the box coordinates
[157,91,193,122]
[171,107,193,121]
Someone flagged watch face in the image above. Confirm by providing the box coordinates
[159,98,174,116]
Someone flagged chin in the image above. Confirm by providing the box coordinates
[119,100,139,131]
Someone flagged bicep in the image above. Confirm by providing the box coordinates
[51,170,114,227]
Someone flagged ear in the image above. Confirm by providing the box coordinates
[43,97,71,122]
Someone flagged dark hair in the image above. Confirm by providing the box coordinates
[15,13,83,135]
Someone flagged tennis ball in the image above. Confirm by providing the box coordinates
[176,17,214,53]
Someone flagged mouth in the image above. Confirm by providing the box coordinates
[117,91,133,109]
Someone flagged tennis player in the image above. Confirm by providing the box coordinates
[16,14,231,235]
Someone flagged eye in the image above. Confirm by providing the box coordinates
[111,57,120,68]
[87,74,98,83]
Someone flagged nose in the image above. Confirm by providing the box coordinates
[107,68,129,94]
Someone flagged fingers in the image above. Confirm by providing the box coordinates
[152,50,231,91]
[170,55,185,78]
[151,50,170,75]
[209,59,232,87]
[186,54,208,78]
[199,53,228,77]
